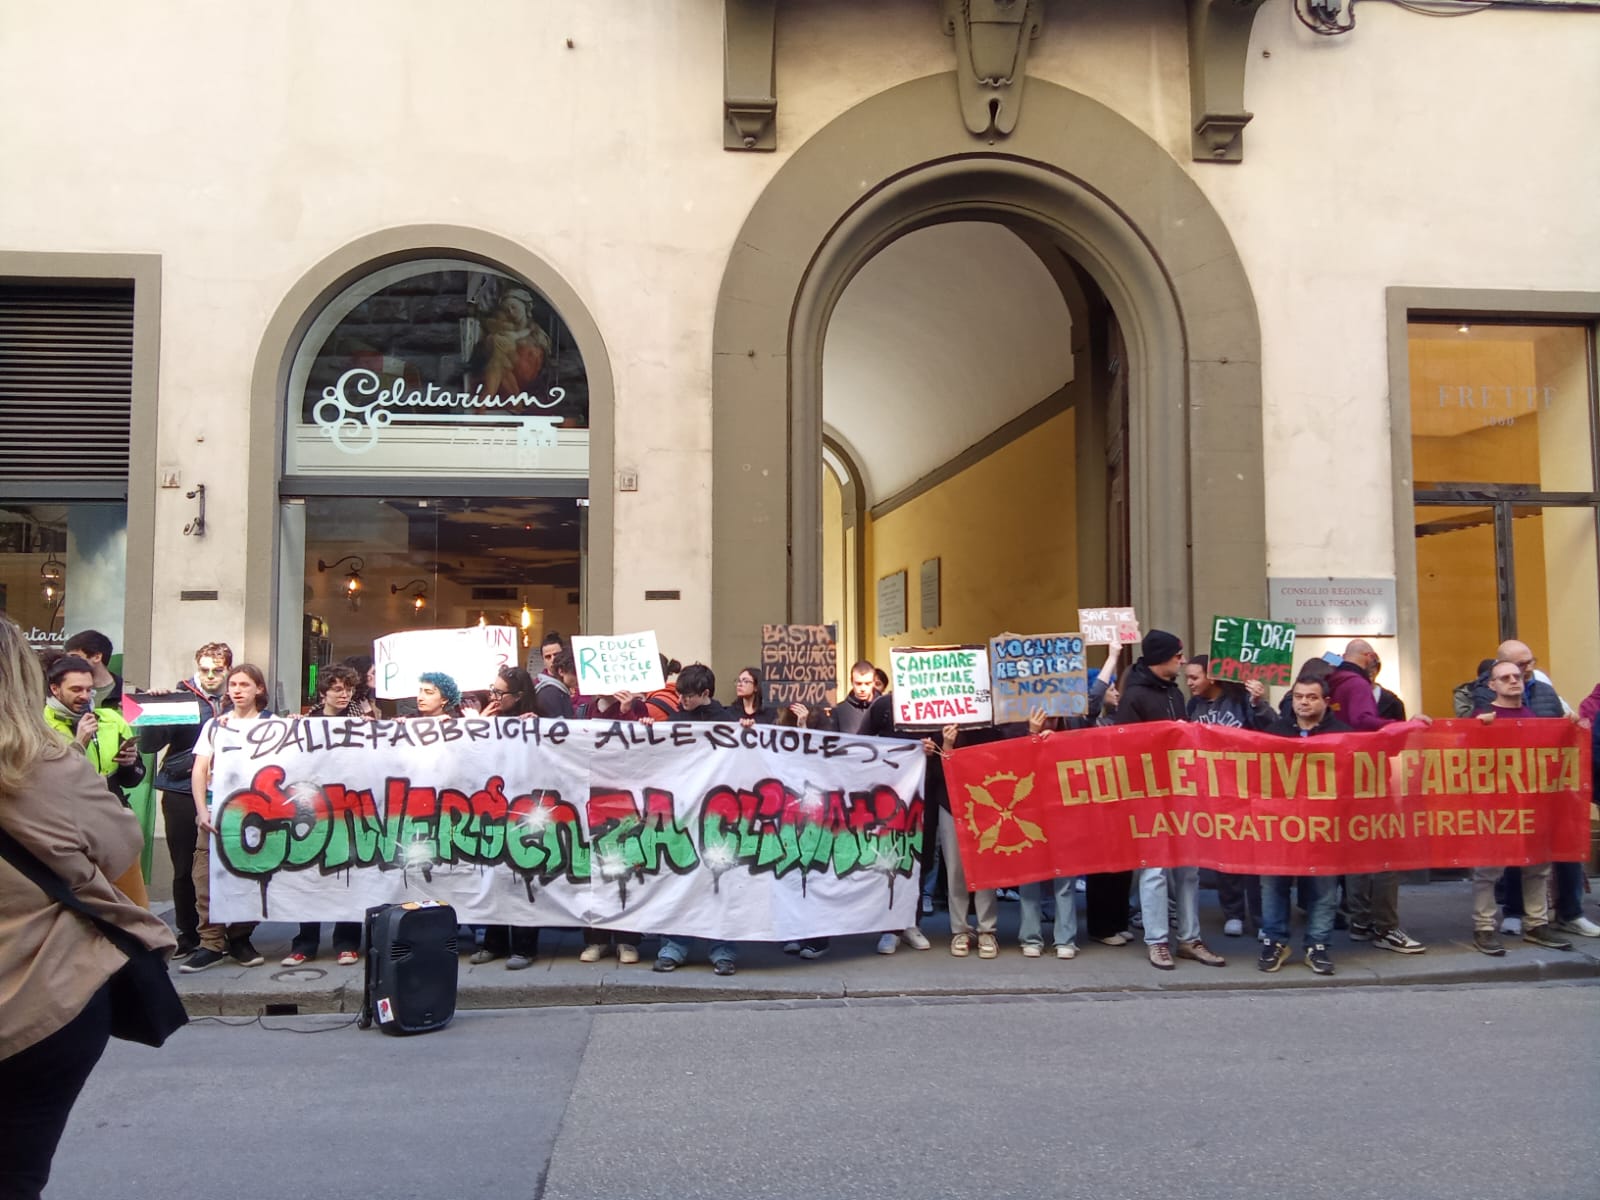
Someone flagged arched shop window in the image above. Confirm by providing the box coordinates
[276,258,589,710]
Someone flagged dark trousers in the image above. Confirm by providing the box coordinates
[483,925,541,957]
[160,789,199,941]
[1085,870,1134,940]
[1216,872,1262,926]
[1498,864,1586,922]
[292,922,363,956]
[0,982,112,1200]
[583,928,642,947]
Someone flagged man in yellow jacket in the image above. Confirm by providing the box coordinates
[43,654,151,907]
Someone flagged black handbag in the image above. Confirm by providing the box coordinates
[0,827,189,1048]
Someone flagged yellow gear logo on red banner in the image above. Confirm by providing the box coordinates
[963,772,1046,855]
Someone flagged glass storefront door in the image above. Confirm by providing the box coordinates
[276,496,582,711]
[0,502,127,657]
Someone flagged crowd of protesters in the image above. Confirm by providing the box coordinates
[15,620,1600,983]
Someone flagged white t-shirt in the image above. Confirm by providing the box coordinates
[193,710,264,797]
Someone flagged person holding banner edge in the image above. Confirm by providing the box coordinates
[1110,629,1226,971]
[472,665,547,970]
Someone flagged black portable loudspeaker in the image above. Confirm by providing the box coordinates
[358,901,459,1035]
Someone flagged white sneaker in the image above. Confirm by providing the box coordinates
[876,932,899,955]
[1021,943,1042,958]
[899,926,931,951]
[579,943,608,963]
[1056,943,1078,960]
[1553,915,1600,938]
[1223,918,1244,938]
[1500,915,1523,936]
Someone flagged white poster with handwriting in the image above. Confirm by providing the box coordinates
[571,631,665,695]
[373,626,519,699]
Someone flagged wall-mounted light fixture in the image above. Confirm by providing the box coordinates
[317,555,365,612]
[39,553,65,608]
[391,579,429,617]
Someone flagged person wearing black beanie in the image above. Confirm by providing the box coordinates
[1111,628,1227,972]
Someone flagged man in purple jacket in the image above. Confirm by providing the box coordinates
[1326,639,1433,954]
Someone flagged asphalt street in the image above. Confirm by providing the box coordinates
[46,982,1600,1200]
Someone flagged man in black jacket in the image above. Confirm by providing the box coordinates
[1112,630,1225,971]
[138,641,231,959]
[1259,677,1351,976]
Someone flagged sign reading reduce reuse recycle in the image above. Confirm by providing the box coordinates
[889,645,992,729]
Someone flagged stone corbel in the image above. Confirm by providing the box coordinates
[724,0,777,151]
[943,0,1044,139]
[1186,0,1268,163]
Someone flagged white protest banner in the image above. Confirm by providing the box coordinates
[889,644,992,729]
[1077,607,1140,647]
[373,626,518,700]
[204,716,926,942]
[571,631,665,694]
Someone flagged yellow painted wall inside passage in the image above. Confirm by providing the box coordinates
[865,408,1077,667]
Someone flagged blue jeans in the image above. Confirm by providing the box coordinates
[657,937,736,967]
[1019,877,1080,947]
[1498,863,1585,922]
[1261,874,1337,948]
[1138,867,1199,946]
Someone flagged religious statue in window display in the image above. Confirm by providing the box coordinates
[464,284,553,399]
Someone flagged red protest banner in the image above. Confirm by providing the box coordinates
[942,719,1591,889]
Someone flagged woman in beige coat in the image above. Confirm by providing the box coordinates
[0,617,177,1199]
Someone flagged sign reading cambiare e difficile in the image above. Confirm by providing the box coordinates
[890,645,992,729]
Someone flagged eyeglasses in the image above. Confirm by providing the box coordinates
[490,686,513,697]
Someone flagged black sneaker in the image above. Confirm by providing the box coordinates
[1347,922,1375,942]
[651,956,678,973]
[1305,944,1335,975]
[179,947,229,973]
[1257,939,1291,973]
[712,959,737,976]
[229,940,265,967]
[173,936,199,960]
[1472,930,1506,956]
[1522,924,1573,952]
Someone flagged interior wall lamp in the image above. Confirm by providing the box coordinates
[317,555,365,612]
[39,553,65,608]
[391,579,429,616]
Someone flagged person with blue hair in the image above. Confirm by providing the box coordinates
[414,672,461,718]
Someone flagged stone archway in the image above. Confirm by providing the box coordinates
[711,72,1263,676]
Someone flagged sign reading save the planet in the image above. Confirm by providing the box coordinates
[889,644,992,729]
[1208,615,1297,687]
[988,632,1088,723]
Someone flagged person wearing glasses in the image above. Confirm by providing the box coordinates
[282,665,365,967]
[726,667,776,726]
[138,641,233,962]
[472,665,543,970]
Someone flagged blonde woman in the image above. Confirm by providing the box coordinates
[0,616,177,1198]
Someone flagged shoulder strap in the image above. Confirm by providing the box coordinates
[0,825,145,959]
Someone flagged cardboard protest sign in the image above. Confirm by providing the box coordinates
[1078,607,1140,647]
[988,633,1088,723]
[206,715,927,941]
[373,626,518,699]
[760,623,838,707]
[571,631,665,695]
[890,644,992,728]
[1208,615,1297,687]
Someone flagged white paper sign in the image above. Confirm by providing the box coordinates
[889,644,993,728]
[373,626,519,699]
[571,631,665,694]
[205,716,926,941]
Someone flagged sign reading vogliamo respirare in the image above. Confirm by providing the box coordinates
[1268,578,1396,637]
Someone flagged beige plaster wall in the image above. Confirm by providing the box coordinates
[2,0,1596,687]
